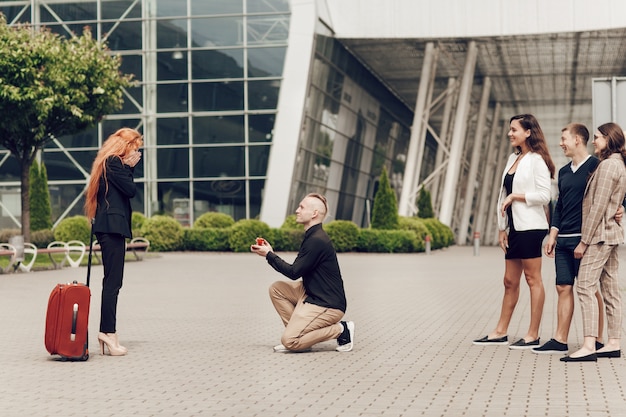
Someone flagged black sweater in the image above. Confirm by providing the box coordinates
[551,156,599,235]
[266,223,347,312]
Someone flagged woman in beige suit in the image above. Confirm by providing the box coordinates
[561,122,626,362]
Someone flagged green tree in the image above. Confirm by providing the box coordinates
[371,166,399,229]
[29,161,52,231]
[0,17,133,240]
[416,185,434,218]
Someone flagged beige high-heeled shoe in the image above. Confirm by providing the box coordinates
[98,332,127,356]
[109,333,128,354]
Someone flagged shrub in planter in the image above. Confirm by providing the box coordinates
[54,215,91,244]
[194,212,235,229]
[420,218,444,249]
[141,215,184,251]
[268,228,304,251]
[357,229,419,253]
[229,219,271,252]
[398,217,428,251]
[183,227,230,251]
[30,229,55,248]
[324,220,359,252]
[371,166,399,230]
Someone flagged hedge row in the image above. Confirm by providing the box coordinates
[1,212,454,253]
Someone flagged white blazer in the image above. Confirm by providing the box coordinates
[497,152,551,232]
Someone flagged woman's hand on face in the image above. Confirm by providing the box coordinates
[123,150,142,167]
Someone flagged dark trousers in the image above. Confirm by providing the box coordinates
[96,232,126,333]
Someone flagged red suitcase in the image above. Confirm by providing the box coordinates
[44,229,94,361]
[44,281,90,360]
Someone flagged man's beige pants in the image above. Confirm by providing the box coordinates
[269,280,344,351]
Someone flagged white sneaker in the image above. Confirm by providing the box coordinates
[273,344,311,353]
[336,321,355,352]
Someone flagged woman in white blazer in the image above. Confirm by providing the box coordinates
[474,114,555,349]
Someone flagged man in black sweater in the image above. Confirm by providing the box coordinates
[533,123,613,354]
[251,193,355,352]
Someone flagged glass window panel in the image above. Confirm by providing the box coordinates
[247,0,290,13]
[248,114,275,142]
[247,15,289,45]
[119,54,142,82]
[48,184,89,222]
[157,51,188,81]
[191,0,243,15]
[43,151,89,181]
[103,21,142,51]
[56,127,99,148]
[192,49,244,80]
[193,146,244,177]
[191,17,243,47]
[192,81,244,111]
[157,148,189,178]
[130,182,144,213]
[157,84,188,113]
[116,85,143,115]
[156,0,187,17]
[193,116,244,144]
[157,118,189,145]
[158,181,189,220]
[44,2,97,22]
[0,6,32,24]
[102,119,143,138]
[101,1,142,20]
[248,80,280,110]
[0,155,20,181]
[193,180,245,219]
[248,179,265,219]
[248,47,286,78]
[157,19,188,49]
[48,23,93,39]
[249,145,270,176]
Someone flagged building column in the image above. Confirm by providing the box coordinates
[259,0,317,227]
[457,76,491,244]
[399,42,437,216]
[439,41,478,226]
[473,102,501,241]
[430,77,456,213]
[143,0,158,218]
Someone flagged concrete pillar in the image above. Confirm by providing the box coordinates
[399,42,437,216]
[439,41,478,226]
[431,77,456,213]
[457,77,491,244]
[143,0,159,218]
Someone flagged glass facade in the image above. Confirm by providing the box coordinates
[0,0,289,228]
[290,36,413,227]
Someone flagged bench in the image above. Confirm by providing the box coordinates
[0,237,150,273]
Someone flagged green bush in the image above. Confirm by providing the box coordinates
[324,220,359,252]
[268,228,304,251]
[371,166,399,230]
[131,212,146,237]
[228,219,271,252]
[280,214,299,230]
[141,215,184,251]
[194,212,235,229]
[183,227,230,251]
[398,217,427,251]
[416,186,434,218]
[357,229,419,253]
[421,218,454,249]
[29,162,52,231]
[54,215,91,244]
[30,229,55,248]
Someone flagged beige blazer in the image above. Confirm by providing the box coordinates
[581,153,626,245]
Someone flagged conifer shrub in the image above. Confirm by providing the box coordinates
[371,166,399,230]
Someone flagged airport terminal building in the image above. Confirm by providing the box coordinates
[1,0,626,244]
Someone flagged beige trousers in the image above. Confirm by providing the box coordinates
[269,280,344,351]
[576,243,622,339]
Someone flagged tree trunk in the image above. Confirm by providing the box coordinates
[21,159,31,242]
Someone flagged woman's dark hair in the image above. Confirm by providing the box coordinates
[596,122,626,163]
[510,114,555,179]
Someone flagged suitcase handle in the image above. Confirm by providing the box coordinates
[71,303,78,341]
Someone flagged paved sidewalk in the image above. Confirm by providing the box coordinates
[0,245,625,417]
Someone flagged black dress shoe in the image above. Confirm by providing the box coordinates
[560,353,598,362]
[596,350,621,358]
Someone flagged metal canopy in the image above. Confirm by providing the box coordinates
[339,28,626,165]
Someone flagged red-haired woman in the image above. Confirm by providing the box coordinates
[474,114,555,349]
[85,128,143,356]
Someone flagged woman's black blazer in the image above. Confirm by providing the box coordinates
[93,156,136,239]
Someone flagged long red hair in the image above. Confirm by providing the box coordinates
[84,128,143,219]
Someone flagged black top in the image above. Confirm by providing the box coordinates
[551,156,599,235]
[93,156,136,238]
[504,172,515,230]
[266,223,347,312]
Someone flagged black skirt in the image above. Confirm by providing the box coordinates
[505,228,547,259]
